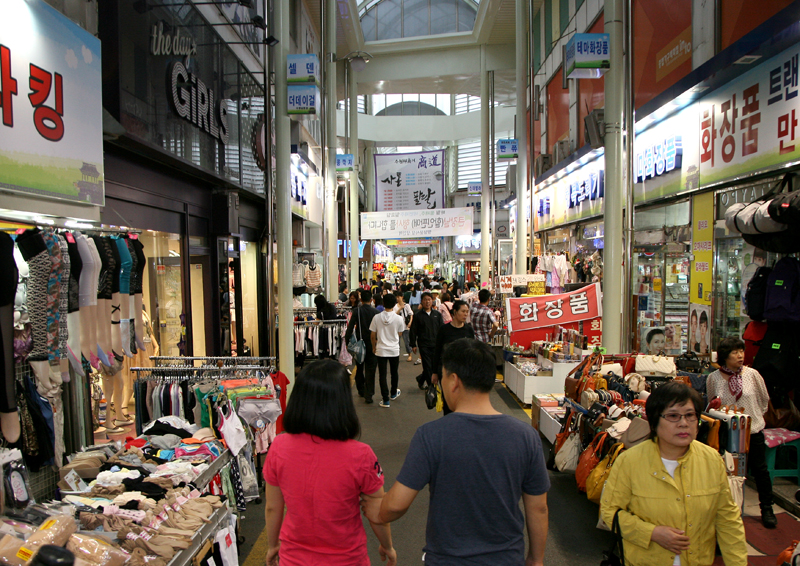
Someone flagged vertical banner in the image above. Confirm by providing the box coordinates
[691,192,714,306]
[375,150,445,211]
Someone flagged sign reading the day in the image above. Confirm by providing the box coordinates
[375,150,445,211]
[287,54,319,84]
[506,283,603,333]
[287,84,319,115]
[361,208,473,239]
[0,0,105,205]
[468,182,482,196]
[336,154,354,172]
[496,139,519,161]
[565,33,610,79]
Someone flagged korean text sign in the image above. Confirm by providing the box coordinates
[375,150,445,211]
[0,0,104,205]
[287,84,319,114]
[505,283,603,332]
[286,54,319,84]
[336,154,354,172]
[360,208,473,239]
[565,33,610,79]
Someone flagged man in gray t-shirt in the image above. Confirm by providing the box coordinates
[362,339,550,566]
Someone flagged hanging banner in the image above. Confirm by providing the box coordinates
[690,192,713,306]
[375,150,445,211]
[336,154,354,172]
[496,139,519,161]
[0,0,104,205]
[361,208,473,239]
[467,182,482,196]
[505,283,603,332]
[565,33,611,79]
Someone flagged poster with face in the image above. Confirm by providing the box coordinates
[640,326,667,355]
[688,303,711,354]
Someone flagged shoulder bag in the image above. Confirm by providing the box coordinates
[555,425,582,473]
[576,432,609,492]
[635,354,676,377]
[587,443,625,504]
[555,411,580,454]
[346,308,367,365]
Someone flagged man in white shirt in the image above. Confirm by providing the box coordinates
[370,294,406,408]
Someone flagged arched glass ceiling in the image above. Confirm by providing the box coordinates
[360,0,478,41]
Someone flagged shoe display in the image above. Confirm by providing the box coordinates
[390,389,401,400]
[761,507,778,529]
[379,400,390,408]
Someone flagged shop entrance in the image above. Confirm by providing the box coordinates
[189,255,212,357]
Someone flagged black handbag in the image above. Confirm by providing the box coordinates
[425,382,437,410]
[675,351,702,373]
[600,509,625,566]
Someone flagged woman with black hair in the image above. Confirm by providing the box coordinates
[314,294,338,320]
[264,360,396,566]
[707,336,774,528]
[600,382,747,565]
[644,327,666,355]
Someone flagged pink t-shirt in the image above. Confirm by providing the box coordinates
[263,433,384,566]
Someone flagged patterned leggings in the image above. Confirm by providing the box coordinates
[15,231,51,362]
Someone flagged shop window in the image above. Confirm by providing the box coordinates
[140,230,185,357]
[240,241,260,356]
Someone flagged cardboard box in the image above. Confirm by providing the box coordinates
[531,394,558,430]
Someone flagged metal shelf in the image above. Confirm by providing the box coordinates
[194,449,232,492]
[165,505,231,566]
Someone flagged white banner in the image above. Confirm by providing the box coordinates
[361,208,473,239]
[498,274,546,294]
[375,150,445,211]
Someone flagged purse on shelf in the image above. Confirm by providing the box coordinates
[555,411,581,454]
[635,354,676,377]
[581,389,600,410]
[565,352,603,401]
[587,443,625,504]
[576,432,610,492]
[675,351,703,373]
[621,417,650,449]
[555,425,582,473]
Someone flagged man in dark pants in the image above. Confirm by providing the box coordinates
[344,289,379,404]
[410,292,443,390]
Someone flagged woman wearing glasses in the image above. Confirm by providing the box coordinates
[600,382,746,566]
[706,336,774,528]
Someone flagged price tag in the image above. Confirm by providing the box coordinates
[64,470,88,492]
[225,534,232,548]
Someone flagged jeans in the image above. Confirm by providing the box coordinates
[749,431,773,509]
[377,356,400,402]
[354,351,378,401]
[416,346,435,388]
[401,330,412,355]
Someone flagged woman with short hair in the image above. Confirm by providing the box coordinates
[264,360,396,566]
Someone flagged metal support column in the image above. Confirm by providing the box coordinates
[348,62,359,289]
[324,0,338,299]
[602,0,627,353]
[264,0,276,358]
[480,46,491,286]
[274,0,294,392]
[515,0,529,275]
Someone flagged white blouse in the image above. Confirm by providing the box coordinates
[706,366,770,433]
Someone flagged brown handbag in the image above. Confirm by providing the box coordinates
[576,432,609,492]
[764,398,800,430]
[700,414,720,451]
[565,352,603,401]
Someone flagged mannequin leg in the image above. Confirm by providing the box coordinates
[66,311,84,376]
[101,371,128,428]
[121,360,134,419]
[120,293,131,358]
[79,306,98,367]
[96,298,112,366]
[134,294,145,351]
[111,291,122,358]
[0,303,20,443]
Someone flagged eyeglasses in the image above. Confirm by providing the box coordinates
[661,412,699,423]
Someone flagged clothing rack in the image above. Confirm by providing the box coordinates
[149,356,276,368]
[131,365,271,383]
[293,320,348,325]
[0,215,142,235]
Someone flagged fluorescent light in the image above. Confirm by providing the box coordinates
[33,216,55,225]
[65,220,94,229]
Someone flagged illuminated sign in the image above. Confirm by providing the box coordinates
[635,136,683,183]
[168,62,229,145]
[568,170,604,208]
[537,197,551,216]
[338,239,366,258]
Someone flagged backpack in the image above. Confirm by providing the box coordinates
[744,266,772,321]
[742,320,768,366]
[764,257,800,322]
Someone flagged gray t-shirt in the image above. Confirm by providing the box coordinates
[396,413,550,565]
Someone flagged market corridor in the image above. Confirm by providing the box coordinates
[238,359,615,565]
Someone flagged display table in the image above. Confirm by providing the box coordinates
[538,406,566,444]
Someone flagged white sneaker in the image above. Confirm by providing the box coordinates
[414,358,422,365]
[379,400,391,408]
[390,389,401,400]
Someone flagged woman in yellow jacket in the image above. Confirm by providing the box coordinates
[600,382,747,566]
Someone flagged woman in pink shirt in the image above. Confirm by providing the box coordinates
[264,360,396,566]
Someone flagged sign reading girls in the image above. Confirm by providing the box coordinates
[505,283,603,332]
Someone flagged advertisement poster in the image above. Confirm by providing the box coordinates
[361,208,473,239]
[689,303,712,355]
[640,324,682,354]
[506,283,602,333]
[375,150,445,211]
[0,0,104,205]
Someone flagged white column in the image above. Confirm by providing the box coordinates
[602,0,625,352]
[274,0,295,392]
[480,46,491,285]
[515,0,528,274]
[325,0,338,299]
[348,63,359,290]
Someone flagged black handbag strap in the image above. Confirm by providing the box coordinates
[611,509,625,564]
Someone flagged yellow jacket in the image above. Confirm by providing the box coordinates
[600,439,747,566]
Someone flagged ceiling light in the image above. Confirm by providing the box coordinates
[734,55,761,65]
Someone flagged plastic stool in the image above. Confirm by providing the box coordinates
[763,428,800,484]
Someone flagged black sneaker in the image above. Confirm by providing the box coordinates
[364,398,373,404]
[357,390,365,397]
[761,507,778,529]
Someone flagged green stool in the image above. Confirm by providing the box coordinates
[763,428,800,484]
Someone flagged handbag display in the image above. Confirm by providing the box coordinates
[576,432,609,492]
[555,411,580,454]
[700,414,720,451]
[708,406,751,453]
[621,417,650,449]
[587,443,625,504]
[581,389,600,410]
[554,428,582,473]
[346,308,367,365]
[675,352,703,373]
[635,354,676,377]
[565,352,603,401]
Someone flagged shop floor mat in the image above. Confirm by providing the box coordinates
[742,513,800,556]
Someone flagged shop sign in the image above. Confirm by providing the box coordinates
[361,207,473,239]
[336,154,354,172]
[565,33,611,79]
[467,182,482,196]
[498,274,545,294]
[568,170,604,208]
[455,233,481,253]
[375,150,445,211]
[496,139,518,161]
[287,84,319,115]
[634,136,683,183]
[715,178,775,220]
[506,283,603,333]
[0,0,104,205]
[150,22,196,63]
[373,263,385,271]
[287,54,319,84]
[168,62,230,145]
[536,197,551,217]
[534,155,604,231]
[386,239,432,246]
[337,239,366,258]
[583,317,603,348]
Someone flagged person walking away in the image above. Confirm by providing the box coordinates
[410,292,443,389]
[707,336,775,528]
[600,381,747,565]
[373,294,384,312]
[264,360,396,566]
[392,290,414,362]
[432,300,474,415]
[369,294,405,408]
[314,295,340,358]
[470,289,499,344]
[345,289,379,404]
[362,339,549,566]
[402,284,412,307]
[437,292,453,324]
[409,283,422,314]
[338,282,348,303]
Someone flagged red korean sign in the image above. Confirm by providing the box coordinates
[505,283,603,333]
